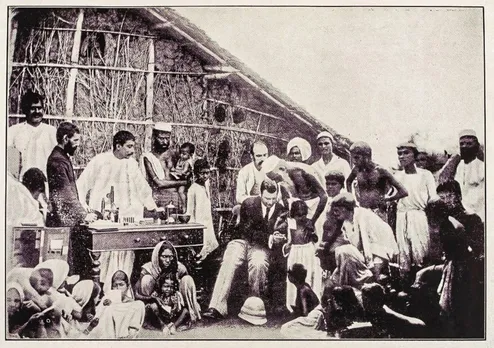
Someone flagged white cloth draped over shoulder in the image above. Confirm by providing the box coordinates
[140,152,165,181]
[7,122,57,177]
[311,155,351,181]
[454,158,485,221]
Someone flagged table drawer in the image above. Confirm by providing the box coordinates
[90,229,203,251]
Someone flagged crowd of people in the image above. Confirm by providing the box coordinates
[6,90,485,339]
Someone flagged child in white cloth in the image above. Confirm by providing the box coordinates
[280,200,322,311]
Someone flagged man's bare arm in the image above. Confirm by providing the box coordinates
[381,168,408,201]
[438,154,461,184]
[346,167,358,193]
[143,157,187,188]
[304,171,328,224]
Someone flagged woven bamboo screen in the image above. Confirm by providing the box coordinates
[9,8,301,209]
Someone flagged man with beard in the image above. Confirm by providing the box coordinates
[8,91,57,178]
[46,122,97,227]
[439,130,484,221]
[141,122,187,210]
[77,130,162,293]
[236,140,269,204]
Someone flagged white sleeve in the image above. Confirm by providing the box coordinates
[235,167,248,204]
[76,159,95,205]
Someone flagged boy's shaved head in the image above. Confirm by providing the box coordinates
[350,141,372,157]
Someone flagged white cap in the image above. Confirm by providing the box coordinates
[316,131,334,143]
[154,122,172,132]
[459,129,477,139]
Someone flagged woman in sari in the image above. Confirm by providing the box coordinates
[134,241,201,323]
[69,271,145,339]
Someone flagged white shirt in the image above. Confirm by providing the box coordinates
[236,162,266,204]
[311,155,351,180]
[455,158,485,221]
[77,152,157,220]
[261,202,276,220]
[8,121,57,177]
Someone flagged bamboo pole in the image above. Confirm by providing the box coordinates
[8,9,18,90]
[12,62,208,76]
[206,98,283,121]
[65,9,84,117]
[144,38,155,151]
[7,114,289,142]
[33,27,158,39]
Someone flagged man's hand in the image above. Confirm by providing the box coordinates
[103,299,112,306]
[84,212,98,223]
[156,207,165,213]
[24,300,41,312]
[272,231,287,244]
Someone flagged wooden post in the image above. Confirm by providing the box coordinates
[144,39,155,152]
[8,8,18,92]
[65,9,84,118]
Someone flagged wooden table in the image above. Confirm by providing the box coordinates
[74,223,205,283]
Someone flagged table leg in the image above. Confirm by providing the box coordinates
[88,251,102,285]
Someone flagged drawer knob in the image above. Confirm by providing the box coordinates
[160,236,167,241]
[134,238,141,243]
[183,234,189,239]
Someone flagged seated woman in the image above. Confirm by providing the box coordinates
[134,241,201,323]
[69,271,144,339]
[7,282,39,337]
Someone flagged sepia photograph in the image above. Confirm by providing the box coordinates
[5,5,485,340]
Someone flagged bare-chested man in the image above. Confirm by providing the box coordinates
[141,122,188,210]
[346,142,408,221]
[262,155,328,234]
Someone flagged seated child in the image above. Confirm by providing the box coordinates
[187,158,218,261]
[144,274,189,335]
[361,283,426,338]
[107,270,135,303]
[170,142,195,209]
[281,200,321,311]
[72,280,102,323]
[287,263,320,318]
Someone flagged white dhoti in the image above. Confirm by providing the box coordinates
[286,242,322,310]
[396,209,430,273]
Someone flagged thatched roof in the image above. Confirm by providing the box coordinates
[136,7,353,153]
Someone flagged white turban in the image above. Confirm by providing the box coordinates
[316,131,334,143]
[261,155,281,175]
[154,122,172,132]
[287,137,312,161]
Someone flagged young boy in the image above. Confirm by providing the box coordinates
[287,263,320,318]
[346,141,408,222]
[170,142,195,209]
[187,158,218,261]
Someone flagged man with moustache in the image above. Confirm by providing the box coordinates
[8,91,57,178]
[77,130,162,292]
[141,122,187,209]
[439,130,485,221]
[236,140,270,204]
[46,122,97,227]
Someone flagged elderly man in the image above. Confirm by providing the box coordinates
[439,129,484,221]
[287,137,312,163]
[8,91,57,178]
[324,193,399,288]
[77,130,162,292]
[235,140,269,204]
[202,179,287,320]
[46,122,96,227]
[141,122,187,210]
[311,131,351,180]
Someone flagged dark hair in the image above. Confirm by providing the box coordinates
[158,242,178,274]
[56,122,80,144]
[361,283,385,306]
[111,270,130,287]
[397,145,419,158]
[22,168,47,194]
[113,130,135,150]
[180,142,195,155]
[290,200,308,218]
[350,141,372,157]
[21,91,44,115]
[333,286,362,316]
[287,263,307,284]
[325,170,345,187]
[158,273,178,292]
[193,158,210,177]
[29,268,53,289]
[250,140,268,155]
[260,179,278,194]
[436,180,462,199]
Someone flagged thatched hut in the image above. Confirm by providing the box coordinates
[8,7,352,212]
